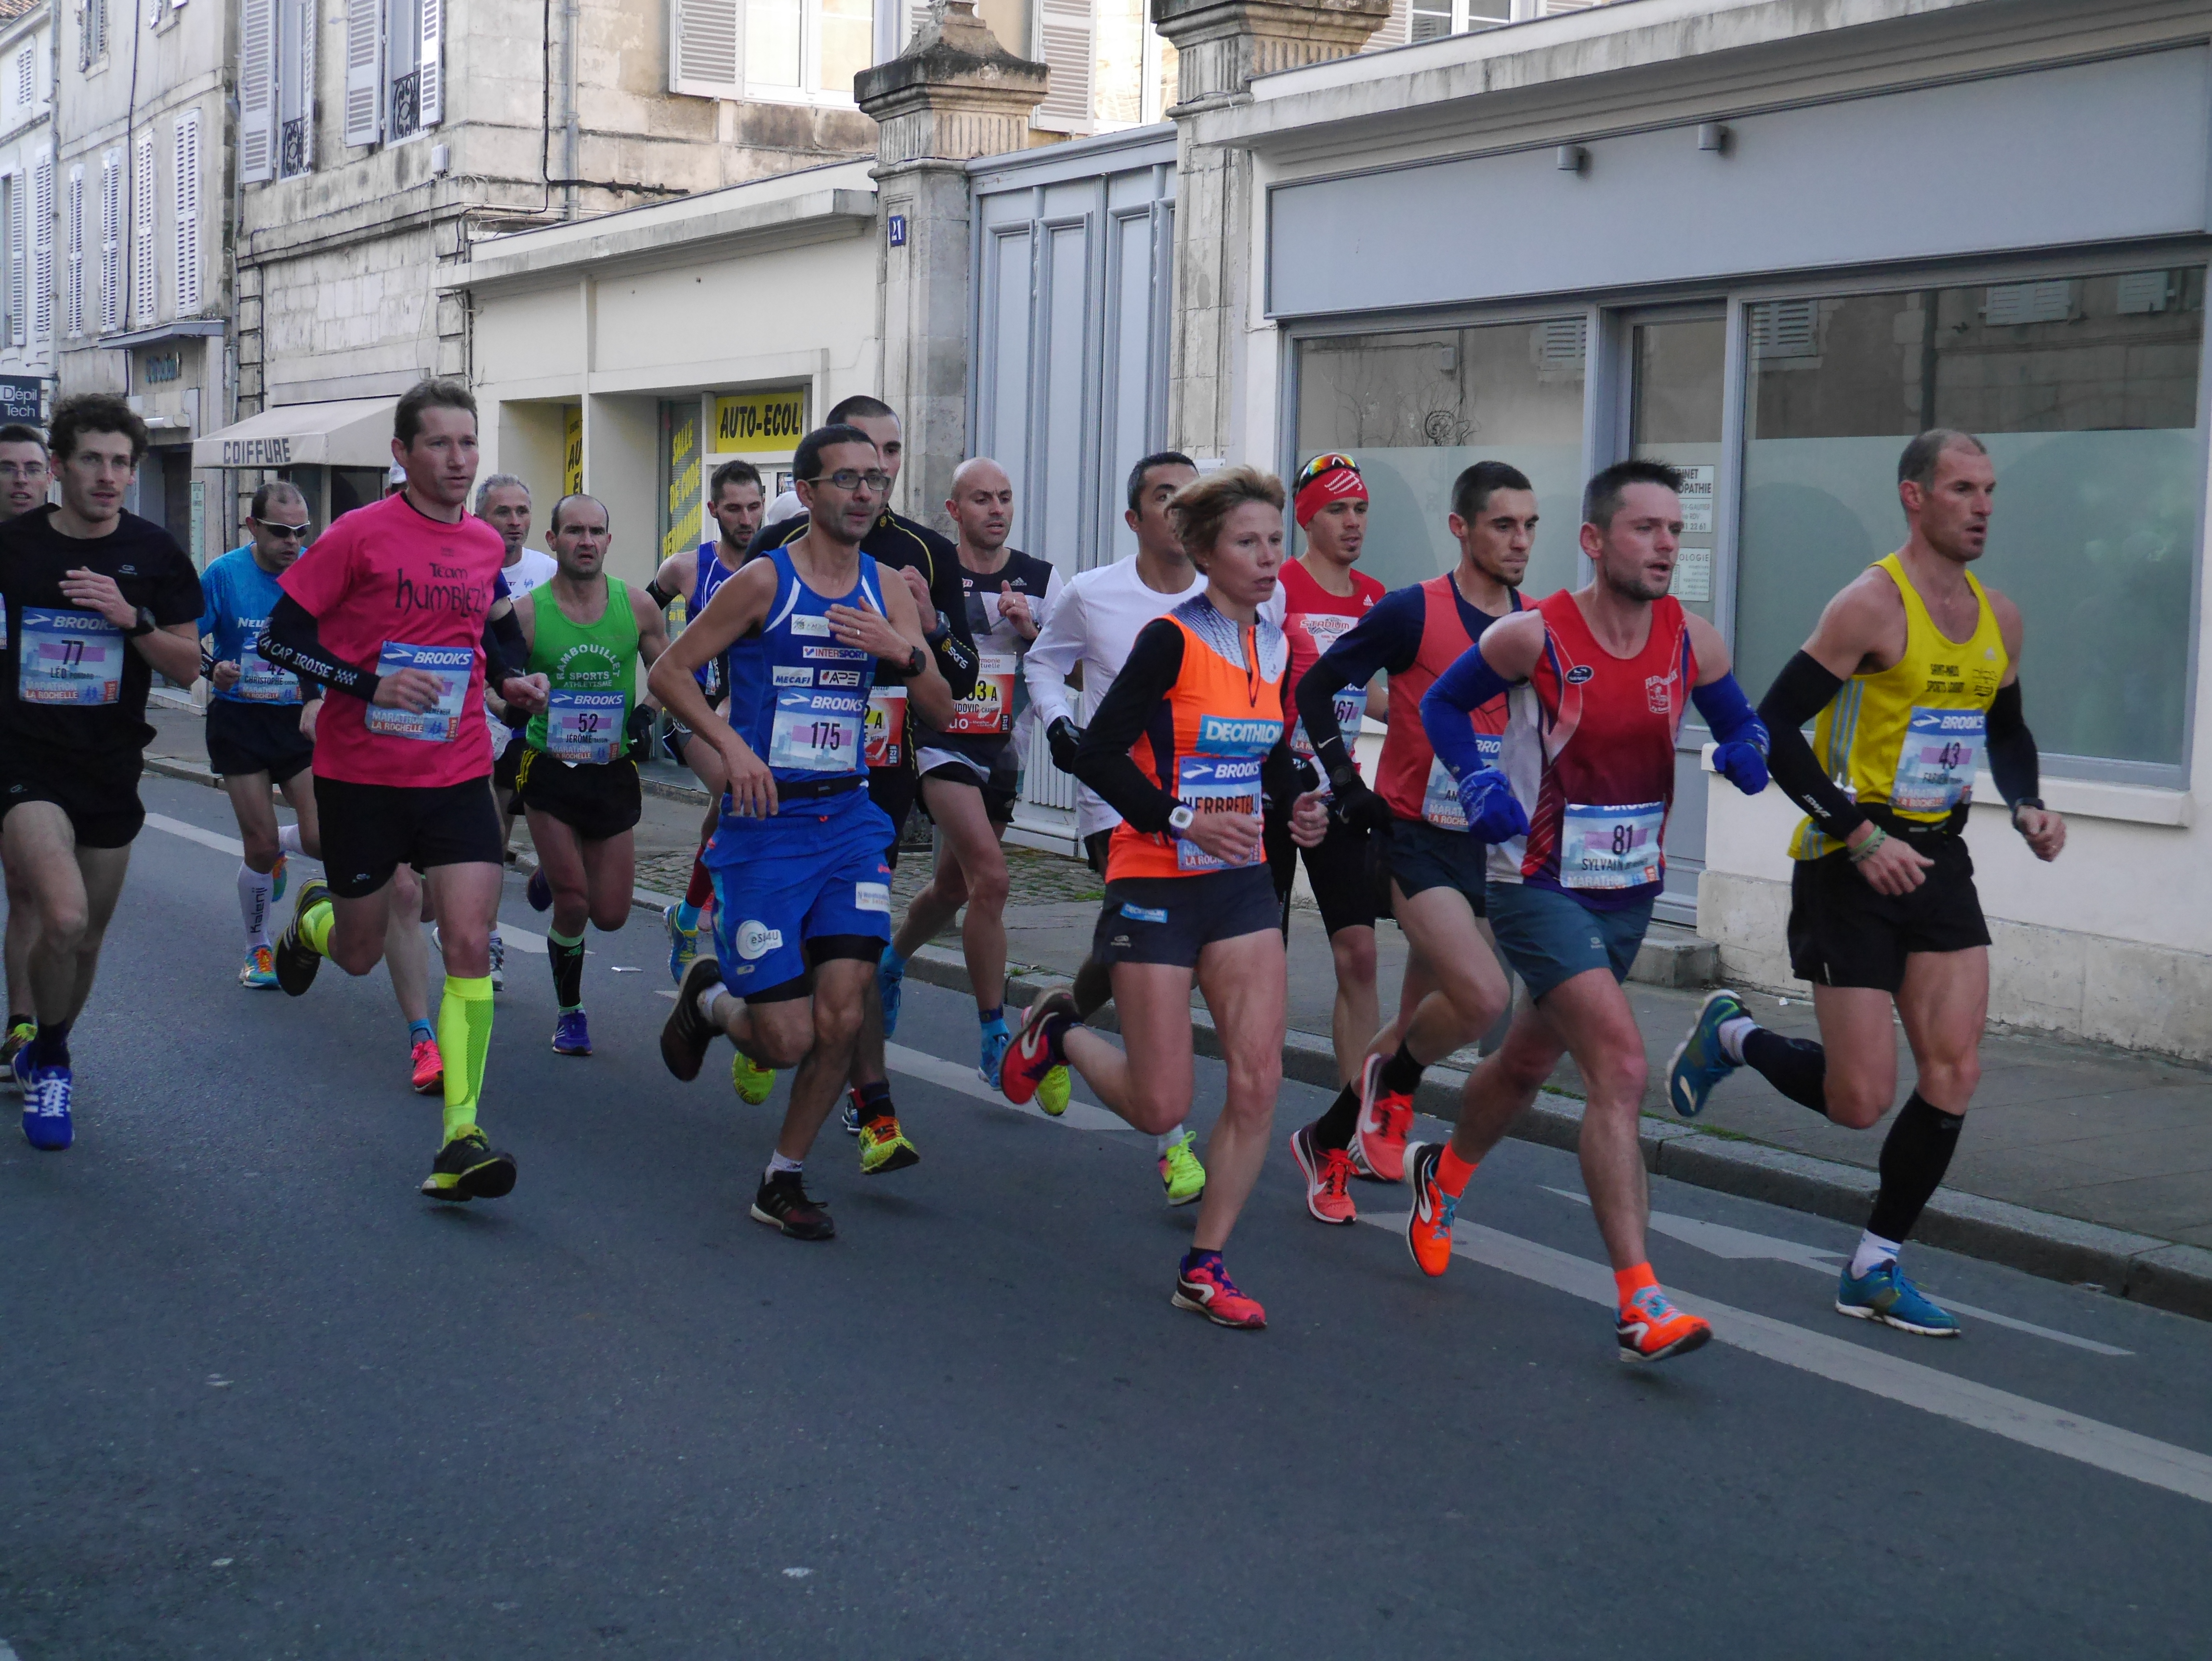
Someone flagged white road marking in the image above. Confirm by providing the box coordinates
[1362,1212,2206,1503]
[1545,1187,2131,1357]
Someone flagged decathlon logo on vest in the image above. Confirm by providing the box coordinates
[1197,715,1282,753]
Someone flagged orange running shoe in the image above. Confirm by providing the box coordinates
[1616,1285,1712,1364]
[1289,1123,1356,1225]
[1404,1141,1460,1277]
[1350,1051,1414,1183]
[410,1036,445,1096]
[1172,1253,1266,1330]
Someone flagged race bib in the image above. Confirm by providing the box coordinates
[944,652,1017,737]
[1421,734,1501,830]
[769,685,864,773]
[233,625,300,705]
[364,642,473,741]
[1891,707,1985,814]
[1290,686,1368,763]
[1559,801,1666,890]
[544,688,626,765]
[1173,753,1264,874]
[865,685,906,768]
[18,606,124,706]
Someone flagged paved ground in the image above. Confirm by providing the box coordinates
[9,772,2212,1657]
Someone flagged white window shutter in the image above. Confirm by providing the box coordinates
[132,131,153,325]
[240,0,276,182]
[416,0,440,126]
[1033,0,1092,133]
[173,113,201,311]
[668,0,741,98]
[9,173,24,346]
[97,150,117,332]
[1364,0,1410,48]
[292,0,316,172]
[30,153,50,341]
[63,166,79,338]
[13,47,30,106]
[344,0,382,146]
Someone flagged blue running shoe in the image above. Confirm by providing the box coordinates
[978,1023,1011,1090]
[23,1064,72,1150]
[1666,988,1747,1120]
[1836,1259,1960,1337]
[664,903,699,988]
[526,866,553,913]
[553,1009,592,1056]
[878,949,905,1038]
[841,1087,864,1136]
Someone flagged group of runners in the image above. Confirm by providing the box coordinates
[0,376,2063,1359]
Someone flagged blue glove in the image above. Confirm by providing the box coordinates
[1712,738,1769,796]
[1454,766,1529,843]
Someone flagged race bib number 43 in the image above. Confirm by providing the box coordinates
[364,642,473,741]
[18,606,124,706]
[1892,707,1985,814]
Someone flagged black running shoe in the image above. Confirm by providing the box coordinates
[750,1171,835,1240]
[274,879,332,997]
[661,956,725,1081]
[420,1128,517,1202]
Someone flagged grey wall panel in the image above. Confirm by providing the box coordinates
[1269,48,2211,318]
[1035,219,1096,566]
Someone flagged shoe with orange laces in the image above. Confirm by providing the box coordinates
[410,1035,445,1096]
[1404,1141,1460,1277]
[1616,1285,1712,1363]
[1350,1052,1414,1182]
[1172,1251,1266,1330]
[1289,1123,1356,1225]
[1001,989,1078,1107]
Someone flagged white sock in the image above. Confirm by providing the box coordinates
[237,862,275,949]
[277,822,304,857]
[1849,1231,1901,1280]
[765,1152,803,1178]
[1717,1015,1756,1065]
[696,984,729,1028]
[1158,1125,1188,1155]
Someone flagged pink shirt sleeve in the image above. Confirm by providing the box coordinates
[277,519,356,618]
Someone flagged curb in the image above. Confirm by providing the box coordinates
[138,754,2212,1324]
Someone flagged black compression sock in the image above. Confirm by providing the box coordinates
[1310,1083,1361,1152]
[1379,1043,1424,1097]
[27,1019,69,1068]
[1741,1027,1830,1115]
[855,1079,894,1126]
[547,930,586,1011]
[1070,954,1112,1021]
[6,1012,29,1031]
[1867,1092,1964,1244]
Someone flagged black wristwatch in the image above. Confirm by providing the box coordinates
[2010,797,2046,830]
[123,606,157,640]
[901,643,926,679]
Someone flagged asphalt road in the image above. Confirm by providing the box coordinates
[6,774,2212,1659]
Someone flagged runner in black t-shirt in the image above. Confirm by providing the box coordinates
[0,419,52,1094]
[0,395,204,1150]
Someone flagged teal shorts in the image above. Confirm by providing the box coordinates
[1486,881,1653,1002]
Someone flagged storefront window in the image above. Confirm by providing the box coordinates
[1738,268,2205,773]
[1293,316,1587,595]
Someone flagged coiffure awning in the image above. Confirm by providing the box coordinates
[190,396,398,469]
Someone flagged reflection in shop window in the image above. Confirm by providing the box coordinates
[1738,268,2205,776]
[1294,316,1586,595]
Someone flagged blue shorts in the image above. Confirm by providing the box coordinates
[1486,881,1653,1002]
[707,793,894,995]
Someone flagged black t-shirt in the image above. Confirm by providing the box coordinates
[919,546,1058,763]
[0,505,202,763]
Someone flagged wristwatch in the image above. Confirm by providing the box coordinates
[123,606,157,640]
[2010,797,2046,830]
[901,643,926,679]
[1167,804,1196,837]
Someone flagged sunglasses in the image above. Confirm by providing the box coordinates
[258,521,312,538]
[1297,453,1359,489]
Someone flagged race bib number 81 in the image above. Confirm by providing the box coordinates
[1560,801,1665,890]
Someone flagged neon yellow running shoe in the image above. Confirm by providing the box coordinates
[857,1116,920,1175]
[730,1049,776,1107]
[1159,1129,1205,1207]
[1037,1063,1071,1117]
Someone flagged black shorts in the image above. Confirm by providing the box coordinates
[314,774,506,899]
[1382,817,1488,917]
[0,748,145,848]
[493,736,527,798]
[1788,828,1991,992]
[205,698,315,783]
[869,762,921,870]
[514,749,643,843]
[920,743,1019,825]
[1263,806,1379,937]
[1090,865,1280,969]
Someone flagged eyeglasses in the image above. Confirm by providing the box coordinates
[807,469,892,493]
[0,462,48,481]
[258,521,312,539]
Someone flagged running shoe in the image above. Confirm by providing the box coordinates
[488,930,506,994]
[858,1116,920,1175]
[660,957,724,1082]
[21,1064,71,1151]
[1404,1140,1460,1276]
[1172,1256,1266,1330]
[0,1022,31,1094]
[238,944,279,989]
[841,1088,864,1135]
[1835,1260,1961,1337]
[553,1009,592,1056]
[410,1036,445,1096]
[1289,1122,1357,1225]
[1667,988,1747,1120]
[274,879,332,997]
[731,1049,776,1107]
[1037,1064,1071,1118]
[751,1170,835,1240]
[664,903,699,987]
[1001,989,1077,1106]
[1616,1286,1712,1363]
[878,949,905,1038]
[1159,1129,1205,1207]
[420,1127,517,1202]
[270,851,288,904]
[526,866,552,912]
[978,1024,1011,1091]
[1350,1051,1414,1183]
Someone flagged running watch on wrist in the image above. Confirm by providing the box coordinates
[1167,804,1197,837]
[2010,797,2046,830]
[901,643,926,679]
[123,606,157,639]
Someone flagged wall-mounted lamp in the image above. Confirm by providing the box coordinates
[1697,122,1730,154]
[430,143,451,177]
[1555,144,1587,174]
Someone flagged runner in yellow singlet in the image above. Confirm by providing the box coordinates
[1663,429,2066,1338]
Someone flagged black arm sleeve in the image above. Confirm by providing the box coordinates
[1297,589,1422,771]
[260,593,378,702]
[1070,621,1186,833]
[644,576,677,611]
[1985,680,2040,809]
[1757,650,1869,842]
[482,604,528,688]
[1261,741,1318,809]
[922,542,979,701]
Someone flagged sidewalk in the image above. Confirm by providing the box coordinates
[141,701,2212,1314]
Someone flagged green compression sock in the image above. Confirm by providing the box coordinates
[299,899,335,956]
[437,974,495,1141]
